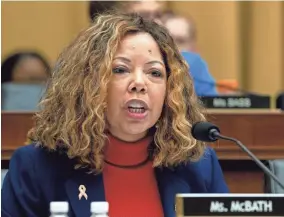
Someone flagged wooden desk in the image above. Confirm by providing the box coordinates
[207,110,284,160]
[3,110,284,160]
[2,112,35,160]
[2,110,284,193]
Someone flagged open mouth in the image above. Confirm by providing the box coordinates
[125,99,149,118]
[128,107,146,113]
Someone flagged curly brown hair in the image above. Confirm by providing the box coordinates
[28,11,207,173]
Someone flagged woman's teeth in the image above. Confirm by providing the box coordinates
[128,107,145,113]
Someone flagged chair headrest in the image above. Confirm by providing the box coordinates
[276,92,284,110]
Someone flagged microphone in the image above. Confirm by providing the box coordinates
[191,121,284,190]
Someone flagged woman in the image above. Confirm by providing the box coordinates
[1,12,228,217]
[1,52,51,111]
[1,51,50,84]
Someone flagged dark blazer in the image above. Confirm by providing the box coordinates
[1,144,229,217]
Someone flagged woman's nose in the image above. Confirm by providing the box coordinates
[128,71,147,94]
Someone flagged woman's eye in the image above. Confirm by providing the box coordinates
[112,67,128,74]
[151,70,162,77]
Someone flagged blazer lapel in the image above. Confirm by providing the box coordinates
[155,167,191,217]
[65,169,105,217]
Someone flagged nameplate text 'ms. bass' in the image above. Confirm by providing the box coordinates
[200,96,271,109]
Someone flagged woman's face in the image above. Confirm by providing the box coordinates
[12,57,49,83]
[106,32,167,142]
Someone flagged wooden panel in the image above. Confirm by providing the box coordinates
[1,112,35,160]
[247,2,283,95]
[220,160,265,193]
[207,110,284,160]
[2,110,284,160]
[224,171,264,193]
[2,1,89,65]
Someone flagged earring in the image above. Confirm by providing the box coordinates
[155,120,160,128]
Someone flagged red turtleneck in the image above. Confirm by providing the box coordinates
[103,134,164,217]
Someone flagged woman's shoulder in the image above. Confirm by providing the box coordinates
[12,143,65,159]
[10,143,74,172]
[178,146,219,173]
[12,143,44,156]
[176,146,229,193]
[3,144,76,216]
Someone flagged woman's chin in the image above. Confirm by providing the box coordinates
[116,127,149,141]
[125,128,148,137]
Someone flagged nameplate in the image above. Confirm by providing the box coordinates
[176,194,284,216]
[200,96,271,109]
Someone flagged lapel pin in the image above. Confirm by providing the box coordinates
[78,185,88,200]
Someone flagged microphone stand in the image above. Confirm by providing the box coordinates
[210,129,284,191]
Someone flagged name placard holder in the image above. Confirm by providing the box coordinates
[176,194,284,217]
[200,96,271,109]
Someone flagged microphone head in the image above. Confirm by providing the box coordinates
[191,121,220,142]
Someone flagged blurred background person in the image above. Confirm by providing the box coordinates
[89,1,167,23]
[181,51,218,96]
[1,51,50,84]
[123,0,167,22]
[1,51,51,111]
[161,11,197,53]
[159,11,218,96]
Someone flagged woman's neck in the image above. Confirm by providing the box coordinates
[104,133,152,165]
[107,130,148,143]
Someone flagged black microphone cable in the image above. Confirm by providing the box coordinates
[192,121,284,191]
